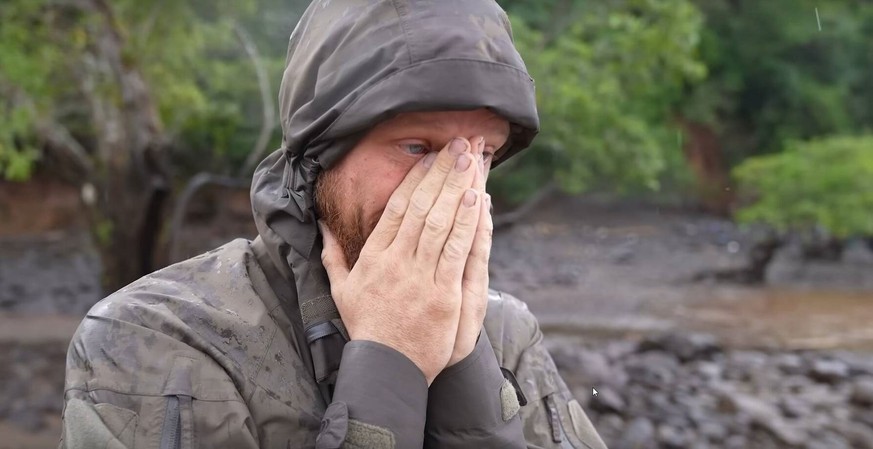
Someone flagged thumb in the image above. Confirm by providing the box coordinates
[318,220,350,292]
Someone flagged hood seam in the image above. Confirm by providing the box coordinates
[311,57,534,147]
[390,0,415,65]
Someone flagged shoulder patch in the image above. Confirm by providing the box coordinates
[500,379,521,422]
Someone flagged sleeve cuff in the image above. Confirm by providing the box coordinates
[426,329,514,431]
[325,340,428,448]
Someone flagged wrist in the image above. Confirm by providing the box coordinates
[349,336,439,384]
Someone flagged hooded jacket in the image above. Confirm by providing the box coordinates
[60,0,607,448]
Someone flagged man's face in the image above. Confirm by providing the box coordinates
[315,108,510,267]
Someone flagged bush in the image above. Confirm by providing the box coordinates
[489,2,705,205]
[733,135,873,238]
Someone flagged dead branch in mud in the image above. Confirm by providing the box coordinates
[167,173,250,262]
[691,232,785,285]
[493,182,558,230]
[167,23,274,262]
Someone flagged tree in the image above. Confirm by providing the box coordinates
[683,0,873,164]
[491,0,706,205]
[0,0,295,290]
[714,135,873,283]
[734,135,873,238]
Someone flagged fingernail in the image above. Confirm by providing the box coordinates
[423,152,437,168]
[476,136,485,155]
[455,153,472,171]
[449,138,467,155]
[463,189,478,207]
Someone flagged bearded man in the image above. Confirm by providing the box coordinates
[60,0,607,448]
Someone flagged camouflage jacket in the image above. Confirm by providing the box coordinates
[60,238,606,448]
[62,0,608,447]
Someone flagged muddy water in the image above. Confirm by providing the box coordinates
[670,288,873,350]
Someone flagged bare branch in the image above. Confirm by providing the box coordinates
[36,121,95,178]
[137,0,166,46]
[493,182,559,229]
[1,78,94,180]
[168,172,250,262]
[235,22,277,176]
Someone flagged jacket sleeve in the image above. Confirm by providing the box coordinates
[482,291,609,449]
[424,329,527,448]
[60,310,260,449]
[315,340,428,449]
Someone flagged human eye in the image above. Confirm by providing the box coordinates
[483,145,497,163]
[399,141,432,156]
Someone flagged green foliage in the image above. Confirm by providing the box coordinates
[734,135,873,237]
[0,0,299,181]
[0,0,56,180]
[684,0,873,163]
[491,0,706,203]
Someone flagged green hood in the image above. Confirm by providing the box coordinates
[250,0,539,396]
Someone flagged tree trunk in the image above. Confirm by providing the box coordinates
[675,117,734,216]
[78,0,170,292]
[800,235,844,262]
[691,233,784,285]
[743,235,784,283]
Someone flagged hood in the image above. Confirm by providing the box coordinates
[249,0,539,391]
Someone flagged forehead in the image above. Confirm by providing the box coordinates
[372,109,510,136]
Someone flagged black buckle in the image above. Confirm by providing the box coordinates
[500,367,528,406]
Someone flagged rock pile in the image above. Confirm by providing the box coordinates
[549,333,873,449]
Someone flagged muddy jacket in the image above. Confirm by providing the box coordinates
[61,0,606,448]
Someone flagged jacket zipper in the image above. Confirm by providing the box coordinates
[160,396,182,449]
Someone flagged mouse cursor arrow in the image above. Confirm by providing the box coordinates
[592,388,598,396]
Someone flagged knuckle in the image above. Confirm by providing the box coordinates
[454,211,478,230]
[482,220,494,236]
[444,174,470,191]
[408,193,431,218]
[430,286,459,311]
[443,238,468,260]
[469,295,488,316]
[470,247,490,266]
[435,154,457,172]
[430,298,456,317]
[384,194,407,218]
[424,212,448,233]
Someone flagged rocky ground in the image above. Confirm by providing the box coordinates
[551,333,873,449]
[1,193,872,448]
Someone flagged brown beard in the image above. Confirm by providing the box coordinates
[314,169,369,268]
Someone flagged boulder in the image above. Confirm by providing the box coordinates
[615,417,656,449]
[810,359,850,384]
[850,377,873,406]
[639,332,720,363]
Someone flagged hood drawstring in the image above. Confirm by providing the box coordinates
[284,151,350,404]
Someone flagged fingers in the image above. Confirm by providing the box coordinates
[434,184,482,285]
[416,137,485,264]
[461,148,492,296]
[434,139,484,282]
[393,137,473,250]
[319,220,350,298]
[366,151,434,251]
[453,146,492,363]
[456,191,493,341]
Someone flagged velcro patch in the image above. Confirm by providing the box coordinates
[500,378,521,421]
[345,419,395,449]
